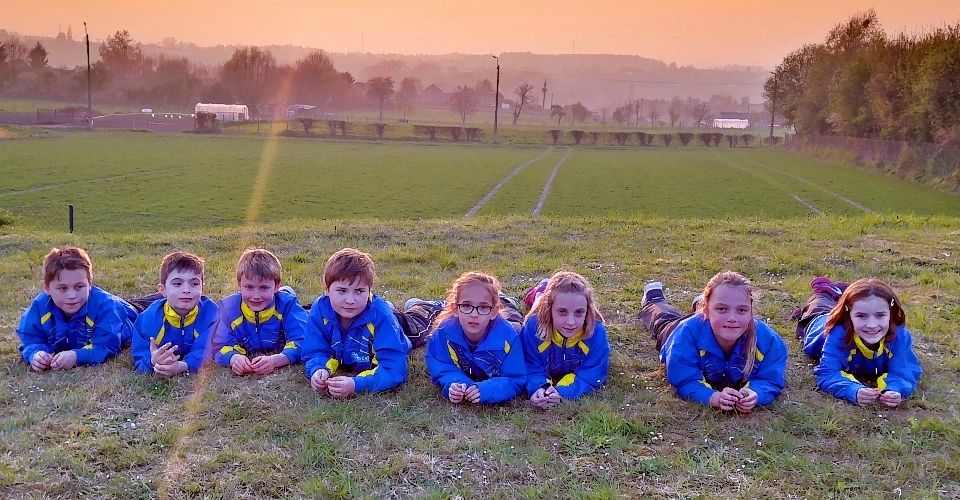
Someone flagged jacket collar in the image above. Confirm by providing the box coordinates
[241,300,278,323]
[164,301,198,327]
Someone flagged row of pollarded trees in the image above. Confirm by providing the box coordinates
[547,130,780,147]
[765,9,960,142]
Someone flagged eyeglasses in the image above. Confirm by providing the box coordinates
[456,303,493,315]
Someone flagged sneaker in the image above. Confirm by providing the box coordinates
[691,293,704,311]
[404,298,446,311]
[641,282,665,308]
[810,277,846,300]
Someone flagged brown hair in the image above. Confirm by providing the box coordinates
[524,271,604,341]
[160,251,205,284]
[825,278,904,346]
[433,271,501,328]
[43,246,92,285]
[697,270,758,376]
[323,248,376,289]
[235,248,282,285]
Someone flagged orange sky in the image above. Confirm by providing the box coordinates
[4,0,958,67]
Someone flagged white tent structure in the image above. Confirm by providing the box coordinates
[195,103,249,121]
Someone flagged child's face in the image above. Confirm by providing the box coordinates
[705,284,752,349]
[456,282,496,340]
[160,269,203,316]
[850,295,890,344]
[44,268,91,316]
[239,275,278,312]
[327,276,371,322]
[551,291,587,338]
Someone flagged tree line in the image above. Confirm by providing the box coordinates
[764,10,960,143]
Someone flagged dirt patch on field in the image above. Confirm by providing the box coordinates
[0,128,11,138]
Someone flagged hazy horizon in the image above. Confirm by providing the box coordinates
[4,0,959,68]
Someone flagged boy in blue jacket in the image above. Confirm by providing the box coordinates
[302,248,411,397]
[213,248,309,376]
[425,272,526,405]
[17,246,137,372]
[131,251,219,376]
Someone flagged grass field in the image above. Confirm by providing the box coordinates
[1,128,959,498]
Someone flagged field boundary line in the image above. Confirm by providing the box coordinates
[792,195,825,216]
[0,165,195,197]
[753,161,874,213]
[464,147,552,218]
[532,148,572,216]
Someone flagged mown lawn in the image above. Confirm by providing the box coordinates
[0,215,958,498]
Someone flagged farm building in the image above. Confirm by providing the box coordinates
[712,111,750,129]
[195,103,249,121]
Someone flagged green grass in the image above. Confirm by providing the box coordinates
[0,129,959,497]
[2,131,958,235]
[0,215,959,498]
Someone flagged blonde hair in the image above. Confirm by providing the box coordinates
[826,278,904,346]
[235,248,282,285]
[697,270,758,377]
[524,271,604,341]
[433,272,501,328]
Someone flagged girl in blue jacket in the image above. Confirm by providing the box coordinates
[639,271,788,413]
[425,272,526,405]
[802,278,922,407]
[521,271,610,409]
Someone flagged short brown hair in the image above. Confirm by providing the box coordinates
[43,246,93,285]
[235,248,282,285]
[323,248,376,289]
[160,251,205,284]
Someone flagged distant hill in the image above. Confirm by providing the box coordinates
[1,28,767,108]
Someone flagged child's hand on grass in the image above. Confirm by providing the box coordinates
[857,387,880,405]
[30,351,52,372]
[879,390,902,408]
[448,383,467,403]
[230,354,254,375]
[735,387,758,413]
[710,387,742,411]
[327,376,356,398]
[50,350,77,371]
[464,385,481,404]
[154,360,187,377]
[251,353,288,375]
[530,387,557,409]
[311,369,330,392]
[149,338,179,367]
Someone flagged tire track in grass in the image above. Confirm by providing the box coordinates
[740,156,874,213]
[464,147,552,218]
[714,152,825,216]
[532,147,572,216]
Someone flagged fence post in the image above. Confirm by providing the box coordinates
[68,204,74,233]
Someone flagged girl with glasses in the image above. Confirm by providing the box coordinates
[424,272,526,405]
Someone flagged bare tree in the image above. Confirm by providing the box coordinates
[550,104,565,126]
[449,86,477,125]
[647,101,661,127]
[689,101,710,128]
[220,46,276,112]
[667,98,682,128]
[396,77,422,119]
[366,76,394,123]
[512,82,534,125]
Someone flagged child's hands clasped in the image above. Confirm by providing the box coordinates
[311,369,330,392]
[250,353,289,375]
[710,387,744,411]
[448,383,481,404]
[530,386,562,409]
[30,351,52,372]
[50,350,77,371]
[856,387,881,405]
[326,376,356,398]
[879,390,902,408]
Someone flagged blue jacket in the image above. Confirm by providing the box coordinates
[17,286,137,366]
[520,314,610,399]
[800,313,830,358]
[814,325,923,403]
[131,297,219,373]
[425,316,526,404]
[302,294,410,394]
[660,314,788,407]
[213,291,309,366]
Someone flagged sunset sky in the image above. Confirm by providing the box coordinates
[4,0,959,68]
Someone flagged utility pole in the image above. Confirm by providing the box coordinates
[492,55,500,139]
[541,80,547,110]
[84,22,92,129]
